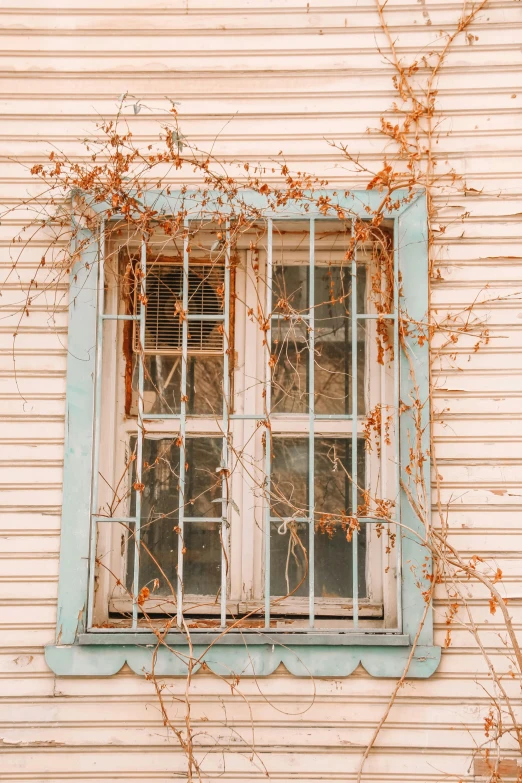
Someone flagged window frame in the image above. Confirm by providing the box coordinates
[101,222,389,626]
[45,189,440,678]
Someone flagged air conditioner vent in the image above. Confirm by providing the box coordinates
[134,263,225,355]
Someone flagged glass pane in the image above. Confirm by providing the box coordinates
[315,437,351,513]
[270,221,310,414]
[271,319,309,414]
[186,356,224,415]
[183,522,222,596]
[270,437,366,600]
[314,220,366,304]
[270,520,309,598]
[132,354,223,416]
[185,437,223,518]
[270,437,309,520]
[271,221,309,314]
[272,264,309,314]
[314,437,366,599]
[126,437,222,595]
[314,224,366,415]
[127,438,179,595]
[314,521,366,600]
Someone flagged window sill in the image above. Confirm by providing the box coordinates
[109,595,385,619]
[45,636,441,678]
[79,631,410,646]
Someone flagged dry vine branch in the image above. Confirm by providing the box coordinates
[3,2,521,778]
[338,1,522,780]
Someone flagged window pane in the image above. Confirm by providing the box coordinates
[271,319,309,414]
[272,264,309,314]
[314,264,366,415]
[314,220,366,416]
[314,436,364,514]
[314,521,366,600]
[271,221,309,314]
[269,437,366,600]
[183,523,222,596]
[270,436,309,520]
[127,437,222,595]
[314,437,366,600]
[132,354,223,416]
[270,520,309,598]
[187,356,224,416]
[269,221,369,416]
[270,221,310,414]
[185,437,223,518]
[270,437,309,597]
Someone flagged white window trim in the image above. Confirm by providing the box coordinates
[94,225,398,630]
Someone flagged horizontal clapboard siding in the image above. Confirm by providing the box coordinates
[0,0,521,780]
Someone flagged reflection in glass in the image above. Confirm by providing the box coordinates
[127,437,222,595]
[270,437,366,599]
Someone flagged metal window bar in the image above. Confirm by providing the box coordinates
[264,218,273,628]
[308,219,315,628]
[87,211,400,636]
[380,257,389,622]
[176,221,190,628]
[132,238,147,629]
[220,222,231,628]
[351,220,359,628]
[393,224,402,631]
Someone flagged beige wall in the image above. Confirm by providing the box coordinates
[1,1,521,779]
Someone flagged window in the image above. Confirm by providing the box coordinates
[46,190,440,678]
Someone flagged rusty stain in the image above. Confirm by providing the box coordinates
[13,655,33,667]
[187,618,276,629]
[75,606,84,638]
[122,319,133,416]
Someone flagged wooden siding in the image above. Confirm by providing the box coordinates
[1,0,521,780]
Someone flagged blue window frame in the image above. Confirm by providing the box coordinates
[45,189,440,677]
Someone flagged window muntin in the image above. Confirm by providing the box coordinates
[92,215,399,634]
